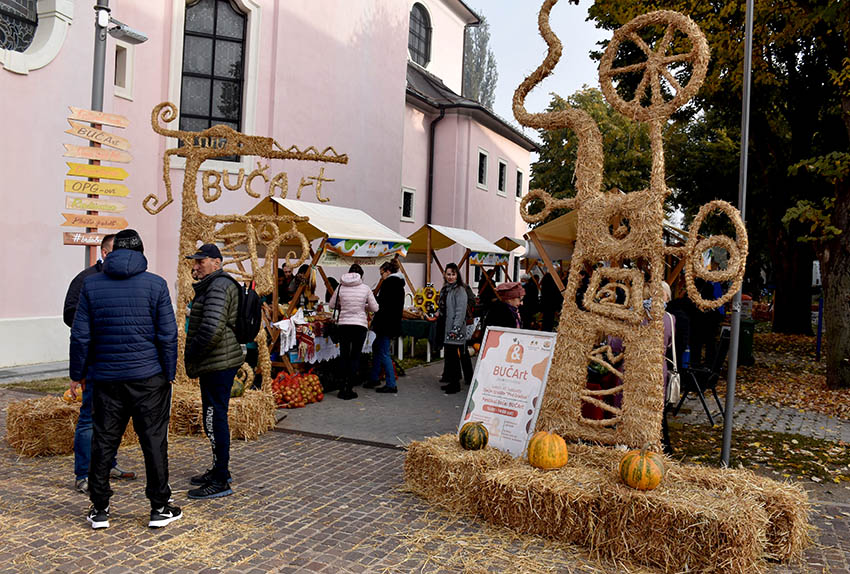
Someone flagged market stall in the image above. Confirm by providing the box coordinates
[221,197,412,377]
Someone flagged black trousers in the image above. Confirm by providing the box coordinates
[444,343,473,385]
[338,325,368,390]
[89,373,172,510]
[199,367,238,483]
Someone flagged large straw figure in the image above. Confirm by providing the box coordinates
[515,0,748,448]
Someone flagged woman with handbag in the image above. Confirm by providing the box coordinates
[328,264,379,400]
[439,263,472,394]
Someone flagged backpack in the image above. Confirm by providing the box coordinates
[227,276,262,344]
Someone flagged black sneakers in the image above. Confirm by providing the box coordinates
[86,506,109,529]
[188,481,233,500]
[190,469,232,486]
[375,385,398,393]
[149,504,183,528]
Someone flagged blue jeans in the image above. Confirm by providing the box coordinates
[199,368,238,483]
[74,382,116,480]
[370,334,396,388]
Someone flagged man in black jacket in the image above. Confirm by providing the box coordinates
[184,244,244,500]
[62,234,136,494]
[365,260,405,393]
[69,229,179,530]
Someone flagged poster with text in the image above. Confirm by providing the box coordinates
[459,327,557,457]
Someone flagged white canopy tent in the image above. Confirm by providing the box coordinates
[405,224,511,285]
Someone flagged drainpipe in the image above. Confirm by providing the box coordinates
[426,106,445,224]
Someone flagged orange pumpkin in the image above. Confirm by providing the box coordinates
[63,389,81,403]
[527,430,568,469]
[619,444,666,490]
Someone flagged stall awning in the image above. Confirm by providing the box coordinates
[494,236,526,254]
[524,210,578,261]
[406,224,510,265]
[220,197,411,259]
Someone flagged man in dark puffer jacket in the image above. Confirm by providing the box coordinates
[69,229,180,530]
[184,244,244,500]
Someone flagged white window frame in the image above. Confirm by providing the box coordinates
[497,158,508,196]
[166,0,261,173]
[1,0,74,75]
[476,148,489,190]
[113,40,134,101]
[515,168,524,201]
[400,187,415,222]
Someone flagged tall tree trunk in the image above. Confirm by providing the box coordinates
[821,184,850,389]
[771,234,814,335]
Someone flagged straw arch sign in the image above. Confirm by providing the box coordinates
[148,102,349,386]
[514,1,748,449]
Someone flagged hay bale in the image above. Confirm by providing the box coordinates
[404,435,812,574]
[404,434,515,514]
[5,396,137,457]
[481,462,768,574]
[169,384,276,440]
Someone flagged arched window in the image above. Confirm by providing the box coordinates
[0,0,38,53]
[180,0,247,145]
[408,3,431,67]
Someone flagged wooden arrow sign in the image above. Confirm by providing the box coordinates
[66,162,128,180]
[64,179,130,197]
[63,143,132,163]
[63,232,107,246]
[65,120,131,151]
[68,107,129,128]
[65,196,127,213]
[61,213,128,230]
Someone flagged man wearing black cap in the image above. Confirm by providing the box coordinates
[69,229,180,529]
[184,243,244,499]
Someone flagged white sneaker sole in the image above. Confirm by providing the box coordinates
[149,512,182,528]
[87,516,109,529]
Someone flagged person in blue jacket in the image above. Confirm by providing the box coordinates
[69,229,180,530]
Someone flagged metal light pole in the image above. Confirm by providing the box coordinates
[721,0,754,467]
[85,0,110,266]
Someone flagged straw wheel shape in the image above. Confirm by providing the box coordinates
[527,430,569,470]
[619,444,666,490]
[599,10,709,122]
[458,421,489,450]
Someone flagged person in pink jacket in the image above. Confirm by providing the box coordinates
[328,264,379,399]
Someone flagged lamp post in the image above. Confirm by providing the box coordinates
[86,1,147,265]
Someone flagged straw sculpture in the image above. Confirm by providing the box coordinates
[405,435,810,574]
[6,396,137,457]
[512,0,748,448]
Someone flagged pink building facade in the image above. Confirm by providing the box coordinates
[0,0,533,366]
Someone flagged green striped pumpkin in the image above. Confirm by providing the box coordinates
[527,431,568,469]
[619,444,665,490]
[458,421,489,450]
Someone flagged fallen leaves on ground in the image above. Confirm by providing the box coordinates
[669,421,850,484]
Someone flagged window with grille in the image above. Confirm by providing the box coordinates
[477,149,488,189]
[497,159,507,195]
[401,187,415,221]
[180,0,246,160]
[516,170,523,198]
[408,3,431,67]
[0,0,37,53]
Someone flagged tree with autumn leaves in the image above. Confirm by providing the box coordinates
[529,0,848,388]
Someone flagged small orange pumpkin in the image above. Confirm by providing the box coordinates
[63,388,81,403]
[619,444,666,490]
[527,430,568,470]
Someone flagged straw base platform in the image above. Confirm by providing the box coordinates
[405,435,811,574]
[6,396,137,457]
[170,385,276,441]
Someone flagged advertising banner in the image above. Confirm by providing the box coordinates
[324,237,409,259]
[459,327,557,457]
[469,250,509,266]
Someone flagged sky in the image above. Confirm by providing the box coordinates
[475,1,609,142]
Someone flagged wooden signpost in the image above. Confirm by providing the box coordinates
[62,107,131,262]
[65,196,126,213]
[64,179,130,197]
[63,143,132,163]
[68,106,130,128]
[61,213,128,230]
[65,120,131,151]
[63,232,107,246]
[66,162,128,180]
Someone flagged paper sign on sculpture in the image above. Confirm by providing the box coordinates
[514,1,748,448]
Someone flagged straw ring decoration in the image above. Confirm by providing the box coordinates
[519,189,576,224]
[599,10,710,122]
[683,199,749,310]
